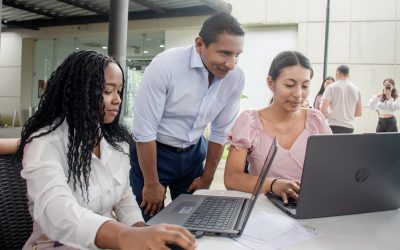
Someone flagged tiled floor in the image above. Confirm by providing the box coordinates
[165,160,226,204]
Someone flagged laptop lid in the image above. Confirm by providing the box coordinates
[237,137,278,230]
[147,137,278,236]
[278,133,400,219]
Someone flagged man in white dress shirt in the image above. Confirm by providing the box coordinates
[130,12,245,220]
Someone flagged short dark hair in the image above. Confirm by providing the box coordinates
[199,12,244,47]
[337,65,350,76]
[268,51,314,81]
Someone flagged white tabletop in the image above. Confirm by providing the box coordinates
[194,190,400,250]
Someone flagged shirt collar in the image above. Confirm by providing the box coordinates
[190,45,206,69]
[61,120,112,164]
[189,45,220,85]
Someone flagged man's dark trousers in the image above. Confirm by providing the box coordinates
[129,137,207,221]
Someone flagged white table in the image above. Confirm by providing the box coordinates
[194,190,400,250]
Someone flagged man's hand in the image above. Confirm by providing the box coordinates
[141,182,166,216]
[187,176,213,193]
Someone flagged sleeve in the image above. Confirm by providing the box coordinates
[132,57,169,142]
[307,109,332,134]
[209,72,245,145]
[113,154,143,226]
[376,97,400,111]
[368,95,379,110]
[227,110,257,150]
[321,85,332,101]
[21,138,110,250]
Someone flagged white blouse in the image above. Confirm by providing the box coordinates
[21,120,143,249]
[368,95,400,115]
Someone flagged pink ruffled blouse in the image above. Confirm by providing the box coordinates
[227,109,332,180]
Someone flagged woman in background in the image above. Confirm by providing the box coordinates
[224,51,332,204]
[368,78,400,132]
[313,76,335,110]
[18,51,195,250]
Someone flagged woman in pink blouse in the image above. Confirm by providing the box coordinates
[224,51,332,204]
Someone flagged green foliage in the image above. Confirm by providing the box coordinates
[222,144,229,160]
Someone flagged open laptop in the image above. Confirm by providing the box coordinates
[267,133,400,219]
[147,138,278,237]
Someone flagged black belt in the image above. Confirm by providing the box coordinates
[156,141,195,152]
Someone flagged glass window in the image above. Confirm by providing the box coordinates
[31,31,165,128]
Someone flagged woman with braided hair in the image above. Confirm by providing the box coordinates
[18,51,196,250]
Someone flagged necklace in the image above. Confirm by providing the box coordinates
[259,108,298,142]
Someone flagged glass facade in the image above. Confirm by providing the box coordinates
[32,32,165,129]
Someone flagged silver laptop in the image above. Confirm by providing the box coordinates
[267,133,400,219]
[147,138,278,237]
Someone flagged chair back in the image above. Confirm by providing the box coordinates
[0,154,32,249]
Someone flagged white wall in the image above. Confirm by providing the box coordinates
[0,32,22,126]
[238,26,297,112]
[165,28,199,49]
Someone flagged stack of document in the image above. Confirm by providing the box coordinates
[234,211,319,250]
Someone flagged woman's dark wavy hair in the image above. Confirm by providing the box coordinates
[381,78,397,102]
[268,51,314,104]
[313,76,335,108]
[17,50,134,199]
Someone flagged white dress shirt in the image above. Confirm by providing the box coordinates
[132,45,245,148]
[21,120,143,249]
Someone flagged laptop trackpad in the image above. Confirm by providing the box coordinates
[147,198,201,226]
[173,202,198,214]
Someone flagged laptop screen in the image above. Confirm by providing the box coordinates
[242,137,278,221]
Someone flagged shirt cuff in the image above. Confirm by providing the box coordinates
[76,212,112,250]
[119,210,144,226]
[132,133,156,143]
[208,133,227,145]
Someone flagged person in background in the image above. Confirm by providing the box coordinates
[130,12,245,221]
[224,51,332,204]
[17,51,195,250]
[320,65,362,134]
[313,76,335,110]
[368,78,400,132]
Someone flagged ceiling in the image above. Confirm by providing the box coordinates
[1,0,232,30]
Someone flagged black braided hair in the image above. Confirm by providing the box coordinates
[17,50,134,199]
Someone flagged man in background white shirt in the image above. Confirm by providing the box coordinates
[320,65,362,133]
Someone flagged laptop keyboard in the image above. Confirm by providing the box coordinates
[183,197,238,230]
[284,198,297,208]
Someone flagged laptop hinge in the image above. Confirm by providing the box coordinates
[234,198,250,231]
